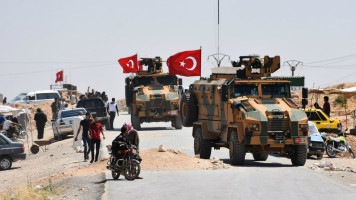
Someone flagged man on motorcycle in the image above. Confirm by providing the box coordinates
[108,126,131,170]
[3,116,20,138]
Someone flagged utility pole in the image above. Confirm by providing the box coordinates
[284,60,303,77]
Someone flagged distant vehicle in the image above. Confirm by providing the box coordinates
[52,108,87,139]
[303,108,342,133]
[25,90,61,104]
[76,98,110,130]
[7,93,27,104]
[308,121,325,160]
[0,133,26,170]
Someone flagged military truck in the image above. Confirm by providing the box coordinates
[125,57,183,130]
[180,55,310,166]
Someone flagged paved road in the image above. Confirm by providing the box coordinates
[104,113,356,200]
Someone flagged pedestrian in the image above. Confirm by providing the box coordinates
[0,114,6,130]
[51,98,60,120]
[75,112,92,162]
[34,108,47,139]
[72,111,84,153]
[3,97,7,105]
[89,116,106,163]
[323,96,331,117]
[123,122,140,152]
[107,98,119,130]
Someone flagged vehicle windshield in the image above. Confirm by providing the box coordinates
[234,84,258,97]
[261,84,290,98]
[61,109,87,118]
[308,121,320,136]
[12,93,26,101]
[36,93,60,100]
[77,99,105,108]
[156,76,177,85]
[134,77,154,86]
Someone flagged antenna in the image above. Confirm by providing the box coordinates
[208,0,230,67]
[283,60,303,77]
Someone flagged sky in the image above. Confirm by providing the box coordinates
[1,0,356,100]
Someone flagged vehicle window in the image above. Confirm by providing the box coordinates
[234,84,258,97]
[27,95,35,100]
[61,109,87,118]
[156,76,177,85]
[133,77,154,86]
[12,93,26,101]
[308,122,320,136]
[317,111,327,121]
[36,93,60,100]
[77,99,104,108]
[305,111,321,121]
[261,84,290,98]
[0,136,8,145]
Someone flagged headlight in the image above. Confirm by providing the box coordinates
[299,124,309,131]
[137,103,145,108]
[249,124,259,131]
[171,102,178,107]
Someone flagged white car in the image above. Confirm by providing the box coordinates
[25,90,61,104]
[52,108,87,139]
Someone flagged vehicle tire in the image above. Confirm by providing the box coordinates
[112,170,120,180]
[291,145,307,166]
[316,154,323,160]
[253,153,269,161]
[131,114,141,130]
[180,92,198,127]
[174,116,182,130]
[326,143,337,158]
[229,130,246,165]
[124,161,141,181]
[194,127,211,159]
[0,156,12,170]
[31,145,40,154]
[349,148,355,159]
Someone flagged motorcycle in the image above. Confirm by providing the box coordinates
[1,125,27,142]
[321,129,355,159]
[106,143,142,180]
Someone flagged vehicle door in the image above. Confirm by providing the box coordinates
[316,110,331,130]
[0,135,10,155]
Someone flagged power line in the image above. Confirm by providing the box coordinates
[304,54,356,64]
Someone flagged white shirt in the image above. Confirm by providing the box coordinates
[108,102,117,112]
[3,120,12,130]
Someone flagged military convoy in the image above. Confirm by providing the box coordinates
[179,55,310,166]
[125,57,183,130]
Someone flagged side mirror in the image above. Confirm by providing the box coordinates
[221,84,228,101]
[179,78,183,86]
[302,88,308,99]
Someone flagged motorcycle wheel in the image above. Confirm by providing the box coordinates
[124,160,141,181]
[349,148,356,159]
[326,143,337,158]
[112,170,120,180]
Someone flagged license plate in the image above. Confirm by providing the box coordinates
[91,112,97,114]
[327,125,331,128]
[168,111,177,115]
[295,138,306,144]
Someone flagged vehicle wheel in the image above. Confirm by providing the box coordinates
[124,161,141,181]
[253,153,269,161]
[0,156,12,170]
[326,143,337,158]
[229,130,246,165]
[174,116,182,130]
[131,114,141,130]
[112,170,120,180]
[349,148,355,159]
[194,127,211,159]
[316,154,323,160]
[179,92,198,127]
[291,145,307,166]
[31,145,40,154]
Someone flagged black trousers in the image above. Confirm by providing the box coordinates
[90,139,101,161]
[109,112,116,130]
[37,126,45,139]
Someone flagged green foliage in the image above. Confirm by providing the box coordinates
[334,95,347,109]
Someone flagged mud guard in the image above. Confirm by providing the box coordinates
[193,121,219,140]
[228,123,244,144]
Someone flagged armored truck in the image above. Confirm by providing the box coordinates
[125,57,183,130]
[180,55,310,166]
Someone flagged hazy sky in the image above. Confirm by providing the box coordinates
[1,0,356,100]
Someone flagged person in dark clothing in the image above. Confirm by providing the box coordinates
[314,102,322,110]
[323,96,331,117]
[75,112,92,161]
[108,126,131,170]
[3,97,7,105]
[51,98,60,120]
[34,108,47,139]
[11,116,19,124]
[107,98,119,130]
[89,116,105,163]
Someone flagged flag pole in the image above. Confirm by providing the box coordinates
[200,46,202,79]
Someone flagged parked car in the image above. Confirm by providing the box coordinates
[25,90,61,104]
[0,133,26,170]
[303,108,342,133]
[76,98,109,130]
[308,121,325,160]
[52,108,87,139]
[7,93,27,104]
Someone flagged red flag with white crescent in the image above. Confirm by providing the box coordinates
[167,49,201,76]
[118,54,138,73]
[55,70,63,83]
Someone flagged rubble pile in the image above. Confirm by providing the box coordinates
[309,160,356,173]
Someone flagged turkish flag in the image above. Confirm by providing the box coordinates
[167,49,201,76]
[55,70,63,83]
[118,54,138,73]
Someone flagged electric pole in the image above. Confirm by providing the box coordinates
[284,60,303,77]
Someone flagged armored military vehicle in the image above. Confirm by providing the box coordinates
[125,57,183,130]
[180,55,310,166]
